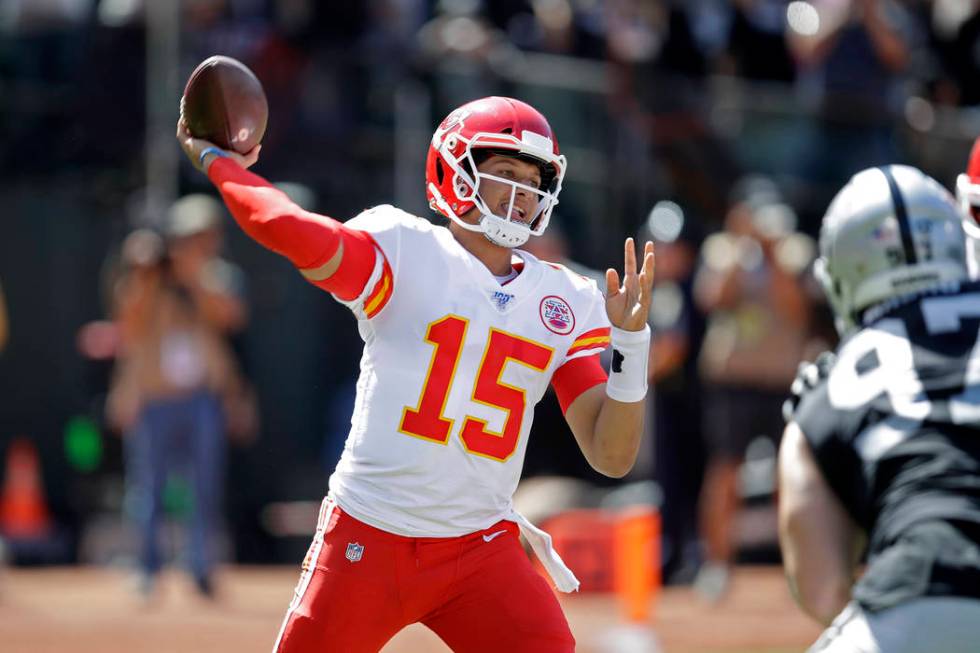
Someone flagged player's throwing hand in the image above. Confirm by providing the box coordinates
[176,114,260,174]
[605,238,655,332]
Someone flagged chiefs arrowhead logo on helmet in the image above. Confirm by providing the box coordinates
[431,107,471,149]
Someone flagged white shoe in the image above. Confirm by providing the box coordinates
[693,562,731,603]
[594,624,662,653]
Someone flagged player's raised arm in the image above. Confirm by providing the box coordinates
[563,238,654,477]
[176,119,376,301]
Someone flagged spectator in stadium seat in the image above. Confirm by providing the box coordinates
[788,0,917,193]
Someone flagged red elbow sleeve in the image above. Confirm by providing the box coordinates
[306,228,378,301]
[208,157,379,302]
[208,157,339,268]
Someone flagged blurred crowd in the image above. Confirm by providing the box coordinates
[6,1,980,178]
[2,0,980,599]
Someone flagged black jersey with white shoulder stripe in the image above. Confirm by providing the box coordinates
[792,280,980,609]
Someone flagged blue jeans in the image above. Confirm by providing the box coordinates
[126,390,225,582]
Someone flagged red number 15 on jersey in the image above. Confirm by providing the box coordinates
[399,315,554,462]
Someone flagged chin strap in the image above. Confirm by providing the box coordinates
[481,215,530,247]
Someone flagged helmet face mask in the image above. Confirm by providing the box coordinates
[426,97,567,248]
[818,165,970,335]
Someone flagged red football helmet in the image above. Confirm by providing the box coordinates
[425,96,567,247]
[956,136,980,276]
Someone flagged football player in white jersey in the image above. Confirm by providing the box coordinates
[177,96,653,652]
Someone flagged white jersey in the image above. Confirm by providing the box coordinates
[327,205,610,537]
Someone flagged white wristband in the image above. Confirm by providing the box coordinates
[605,324,651,403]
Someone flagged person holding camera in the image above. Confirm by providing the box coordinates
[107,195,247,599]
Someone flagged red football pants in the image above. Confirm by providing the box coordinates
[272,500,575,652]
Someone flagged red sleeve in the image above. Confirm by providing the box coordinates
[207,157,375,300]
[551,354,607,414]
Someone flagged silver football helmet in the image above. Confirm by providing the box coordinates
[815,165,969,334]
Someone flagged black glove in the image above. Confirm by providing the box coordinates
[782,350,837,423]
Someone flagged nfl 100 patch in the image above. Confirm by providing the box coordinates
[489,290,515,311]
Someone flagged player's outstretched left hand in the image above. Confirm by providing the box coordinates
[605,238,654,331]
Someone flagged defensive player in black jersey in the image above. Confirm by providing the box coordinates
[779,164,980,653]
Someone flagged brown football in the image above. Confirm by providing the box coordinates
[182,55,268,154]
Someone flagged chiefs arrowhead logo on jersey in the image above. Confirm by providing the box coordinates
[539,295,575,335]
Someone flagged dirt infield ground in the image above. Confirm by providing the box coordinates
[0,565,820,652]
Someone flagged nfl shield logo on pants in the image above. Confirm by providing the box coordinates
[345,542,364,563]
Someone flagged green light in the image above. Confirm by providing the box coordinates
[163,475,192,518]
[64,416,102,473]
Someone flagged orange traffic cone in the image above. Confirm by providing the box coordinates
[613,506,661,623]
[0,438,52,539]
[592,507,664,653]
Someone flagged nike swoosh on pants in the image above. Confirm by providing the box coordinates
[482,529,507,543]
